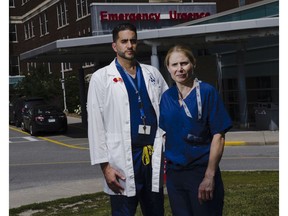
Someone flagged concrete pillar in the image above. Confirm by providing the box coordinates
[143,40,160,70]
[236,44,248,128]
[151,45,159,70]
[216,53,223,93]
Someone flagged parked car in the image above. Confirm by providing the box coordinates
[9,96,46,127]
[21,104,68,136]
[9,94,23,125]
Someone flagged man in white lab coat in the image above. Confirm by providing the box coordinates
[87,23,168,216]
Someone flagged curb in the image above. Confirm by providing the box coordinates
[225,130,279,146]
[225,141,279,146]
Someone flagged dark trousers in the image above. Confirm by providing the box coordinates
[110,146,164,216]
[110,188,164,216]
[166,166,224,216]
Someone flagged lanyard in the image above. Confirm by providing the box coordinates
[115,60,147,126]
[177,78,202,120]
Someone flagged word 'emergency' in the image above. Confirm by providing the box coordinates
[100,11,211,22]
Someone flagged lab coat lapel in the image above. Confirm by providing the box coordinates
[142,66,154,101]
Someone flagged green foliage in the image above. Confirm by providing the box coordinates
[11,66,82,113]
[9,171,279,216]
[64,73,81,113]
[16,66,61,101]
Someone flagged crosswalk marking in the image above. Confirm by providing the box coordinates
[23,136,39,142]
[9,136,40,143]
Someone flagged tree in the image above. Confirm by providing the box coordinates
[13,65,81,113]
[14,65,63,108]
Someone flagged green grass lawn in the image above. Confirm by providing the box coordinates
[9,171,279,216]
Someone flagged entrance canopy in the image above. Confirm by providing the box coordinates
[20,17,278,63]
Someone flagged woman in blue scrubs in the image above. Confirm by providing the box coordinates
[160,45,232,216]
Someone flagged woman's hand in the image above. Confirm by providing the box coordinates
[198,175,215,204]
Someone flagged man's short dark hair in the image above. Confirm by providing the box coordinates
[112,23,137,42]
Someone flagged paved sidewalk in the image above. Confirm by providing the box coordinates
[9,116,279,209]
[225,130,279,145]
[9,179,104,209]
[67,115,279,146]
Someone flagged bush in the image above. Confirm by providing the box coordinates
[11,67,83,114]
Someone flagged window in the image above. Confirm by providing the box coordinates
[76,0,89,19]
[9,0,15,7]
[48,62,52,74]
[57,1,68,28]
[39,12,49,36]
[60,36,72,71]
[82,62,94,68]
[24,21,35,40]
[41,62,52,74]
[27,62,37,72]
[10,56,20,76]
[9,24,18,42]
[239,0,245,7]
[22,0,30,5]
[63,62,72,71]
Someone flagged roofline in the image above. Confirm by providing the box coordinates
[138,17,278,40]
[90,2,216,6]
[20,17,279,61]
[175,0,278,27]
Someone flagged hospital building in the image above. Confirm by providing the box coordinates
[9,0,279,130]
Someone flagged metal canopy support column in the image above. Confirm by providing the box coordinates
[151,44,159,70]
[144,40,160,70]
[237,43,248,128]
[78,67,87,128]
[216,53,223,93]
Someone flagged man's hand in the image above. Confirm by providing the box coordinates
[100,163,126,194]
[198,175,215,204]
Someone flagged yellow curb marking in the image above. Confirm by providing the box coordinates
[10,126,29,135]
[10,161,90,167]
[225,141,246,146]
[223,156,278,159]
[11,126,245,148]
[40,137,88,150]
[9,126,88,150]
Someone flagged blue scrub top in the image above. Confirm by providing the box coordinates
[159,82,232,167]
[115,60,157,147]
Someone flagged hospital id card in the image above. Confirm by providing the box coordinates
[138,125,151,135]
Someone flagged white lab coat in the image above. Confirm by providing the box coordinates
[87,59,168,196]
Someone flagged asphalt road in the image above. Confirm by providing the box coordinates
[9,123,279,208]
[9,122,101,191]
[220,145,279,171]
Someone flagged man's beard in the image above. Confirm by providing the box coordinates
[117,50,136,60]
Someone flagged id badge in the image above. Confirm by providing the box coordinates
[138,125,151,135]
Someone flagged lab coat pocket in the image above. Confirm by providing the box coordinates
[106,133,125,170]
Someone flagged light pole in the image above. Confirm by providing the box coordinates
[61,62,68,113]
